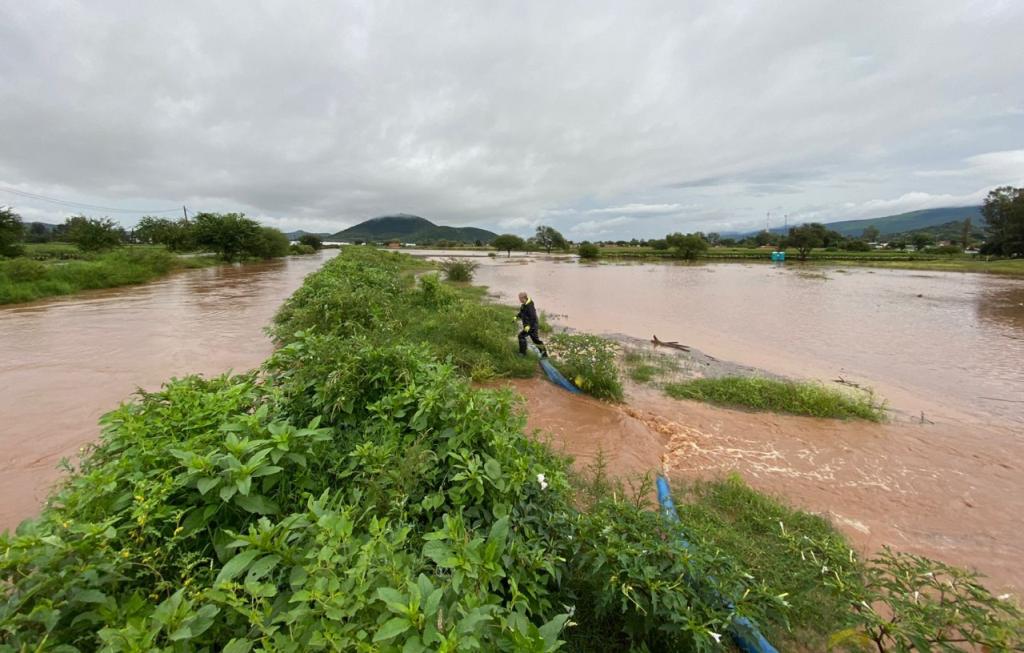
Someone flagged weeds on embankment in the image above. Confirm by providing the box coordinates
[0,247,216,304]
[664,376,886,421]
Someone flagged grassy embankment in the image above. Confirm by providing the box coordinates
[2,248,1019,651]
[623,349,886,421]
[0,244,219,305]
[594,245,1024,275]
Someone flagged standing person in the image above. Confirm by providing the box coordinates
[516,291,548,357]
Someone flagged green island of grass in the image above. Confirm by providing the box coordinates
[664,376,886,421]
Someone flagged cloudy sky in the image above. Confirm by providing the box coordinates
[2,1,1022,239]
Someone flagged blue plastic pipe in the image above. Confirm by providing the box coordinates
[656,476,779,653]
[528,343,581,394]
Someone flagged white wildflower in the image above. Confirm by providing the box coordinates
[537,473,548,490]
[709,632,723,644]
[998,593,1011,600]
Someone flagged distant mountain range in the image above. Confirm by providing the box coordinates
[736,206,983,238]
[814,206,983,237]
[327,214,497,244]
[283,230,332,241]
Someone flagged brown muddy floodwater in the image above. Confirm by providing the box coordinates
[0,250,336,530]
[468,257,1024,594]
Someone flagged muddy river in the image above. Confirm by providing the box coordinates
[0,250,336,528]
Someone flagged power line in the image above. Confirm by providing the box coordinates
[0,186,182,214]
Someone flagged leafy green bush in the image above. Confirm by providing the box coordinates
[548,333,623,401]
[65,215,124,251]
[577,242,599,260]
[0,207,25,257]
[289,243,316,255]
[832,548,1023,652]
[439,257,478,282]
[298,234,323,250]
[0,258,47,282]
[664,376,885,421]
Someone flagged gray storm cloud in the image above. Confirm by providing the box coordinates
[1,0,1022,237]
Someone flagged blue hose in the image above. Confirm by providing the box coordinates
[656,476,779,653]
[528,343,581,394]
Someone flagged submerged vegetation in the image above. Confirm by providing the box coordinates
[2,248,1019,651]
[664,376,886,421]
[439,257,478,282]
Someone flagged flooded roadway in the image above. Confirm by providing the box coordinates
[0,250,336,529]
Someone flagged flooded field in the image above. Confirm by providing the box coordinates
[0,250,336,529]
[472,257,1024,426]
[468,256,1024,593]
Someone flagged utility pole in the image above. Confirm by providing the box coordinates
[766,212,770,233]
[182,205,189,223]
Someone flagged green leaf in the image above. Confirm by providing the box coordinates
[424,588,443,616]
[234,493,279,515]
[215,549,261,585]
[484,458,501,480]
[245,554,282,583]
[196,477,219,495]
[538,613,570,647]
[423,540,456,567]
[167,624,193,641]
[377,587,408,613]
[486,516,510,554]
[72,588,107,604]
[373,616,412,642]
[222,639,253,653]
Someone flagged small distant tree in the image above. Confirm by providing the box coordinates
[26,222,51,244]
[785,224,824,260]
[577,242,600,259]
[960,218,972,251]
[252,227,291,259]
[981,186,1024,256]
[843,239,871,252]
[534,225,568,253]
[888,239,907,251]
[911,232,932,252]
[706,232,721,246]
[298,233,323,250]
[64,215,122,251]
[649,239,669,250]
[754,230,780,247]
[0,207,26,257]
[862,225,880,242]
[192,212,263,261]
[492,234,525,257]
[665,232,708,260]
[135,216,196,251]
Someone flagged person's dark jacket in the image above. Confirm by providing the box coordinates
[517,298,539,331]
